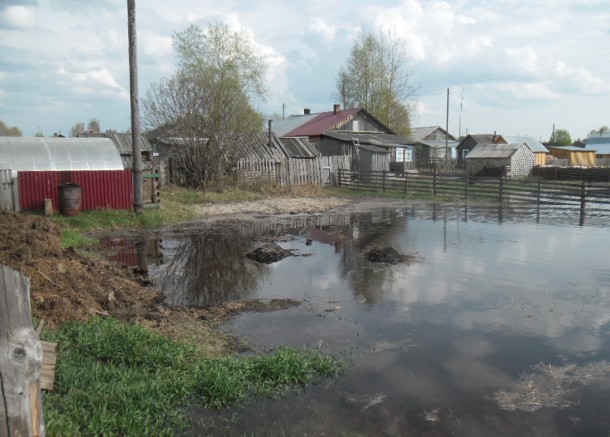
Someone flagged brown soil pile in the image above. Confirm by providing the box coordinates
[0,212,301,354]
[0,211,164,327]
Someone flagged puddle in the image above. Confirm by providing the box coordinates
[102,203,610,436]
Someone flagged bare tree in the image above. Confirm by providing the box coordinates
[143,22,266,188]
[70,122,85,137]
[0,119,22,136]
[336,29,417,135]
[87,118,100,133]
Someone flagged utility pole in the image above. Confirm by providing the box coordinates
[128,0,143,213]
[445,88,449,160]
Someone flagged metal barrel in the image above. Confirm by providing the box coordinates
[58,183,82,216]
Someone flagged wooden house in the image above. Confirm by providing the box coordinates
[547,146,596,167]
[278,104,412,174]
[465,143,534,178]
[408,126,459,164]
[457,134,501,163]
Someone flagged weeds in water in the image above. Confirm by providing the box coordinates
[42,318,343,436]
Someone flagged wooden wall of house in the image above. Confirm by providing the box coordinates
[333,113,392,134]
[534,152,547,166]
[316,138,353,156]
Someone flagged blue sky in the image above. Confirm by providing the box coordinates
[1,0,609,141]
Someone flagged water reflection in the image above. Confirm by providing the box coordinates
[103,202,610,435]
[151,227,268,306]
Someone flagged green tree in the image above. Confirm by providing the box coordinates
[143,22,266,188]
[550,128,572,146]
[0,119,22,136]
[336,29,417,135]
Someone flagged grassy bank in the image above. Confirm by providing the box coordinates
[42,318,344,436]
[51,184,342,247]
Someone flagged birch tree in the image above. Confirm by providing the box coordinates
[337,30,417,135]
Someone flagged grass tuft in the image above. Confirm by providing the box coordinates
[42,318,343,436]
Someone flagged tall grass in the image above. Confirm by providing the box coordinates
[42,318,343,436]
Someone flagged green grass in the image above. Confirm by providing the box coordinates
[42,318,344,436]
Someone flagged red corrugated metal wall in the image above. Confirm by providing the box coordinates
[19,170,133,212]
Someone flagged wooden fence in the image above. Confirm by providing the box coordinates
[337,169,610,215]
[532,166,610,182]
[236,158,324,188]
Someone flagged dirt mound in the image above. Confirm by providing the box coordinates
[0,211,163,327]
[365,246,419,265]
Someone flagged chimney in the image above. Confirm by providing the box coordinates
[333,104,340,114]
[304,108,310,115]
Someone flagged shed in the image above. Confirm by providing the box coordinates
[465,143,534,178]
[547,146,596,167]
[499,136,548,166]
[233,133,323,187]
[457,134,500,163]
[0,137,131,212]
[408,126,459,162]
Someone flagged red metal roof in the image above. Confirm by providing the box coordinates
[285,108,360,137]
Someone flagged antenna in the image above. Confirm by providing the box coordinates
[458,88,464,139]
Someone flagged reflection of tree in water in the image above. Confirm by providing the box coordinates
[339,210,408,305]
[154,227,267,307]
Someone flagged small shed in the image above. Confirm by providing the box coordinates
[457,134,499,163]
[465,143,534,178]
[0,136,131,212]
[547,146,596,167]
[500,136,548,166]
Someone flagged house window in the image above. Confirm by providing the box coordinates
[396,147,412,162]
[462,149,469,159]
[352,120,359,132]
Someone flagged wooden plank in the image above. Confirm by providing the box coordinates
[0,264,45,436]
[40,341,57,391]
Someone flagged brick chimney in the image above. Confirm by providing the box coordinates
[304,108,311,115]
[333,104,340,114]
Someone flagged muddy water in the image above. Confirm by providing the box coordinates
[120,203,610,435]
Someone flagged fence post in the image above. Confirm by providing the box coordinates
[404,172,408,193]
[464,174,468,201]
[498,177,504,203]
[433,168,437,196]
[382,171,386,192]
[0,264,45,437]
[580,180,586,216]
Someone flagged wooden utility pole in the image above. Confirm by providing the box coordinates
[0,265,45,437]
[128,0,144,213]
[445,88,449,160]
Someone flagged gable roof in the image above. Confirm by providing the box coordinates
[285,108,361,137]
[466,143,529,159]
[272,114,319,137]
[407,126,458,143]
[500,136,548,153]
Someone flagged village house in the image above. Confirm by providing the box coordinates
[273,105,414,174]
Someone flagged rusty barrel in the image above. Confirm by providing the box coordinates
[58,182,82,216]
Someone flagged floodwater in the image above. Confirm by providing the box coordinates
[108,202,610,436]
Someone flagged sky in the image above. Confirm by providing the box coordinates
[1,0,609,141]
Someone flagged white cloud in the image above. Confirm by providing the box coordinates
[505,46,538,73]
[554,61,607,93]
[1,5,36,30]
[305,18,336,43]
